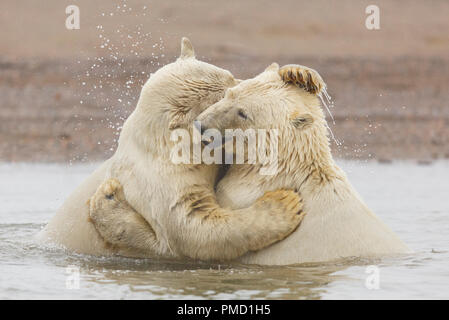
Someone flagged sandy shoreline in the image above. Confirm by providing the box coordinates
[1,0,448,162]
[1,55,448,163]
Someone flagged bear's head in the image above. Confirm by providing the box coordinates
[121,38,239,157]
[195,63,332,168]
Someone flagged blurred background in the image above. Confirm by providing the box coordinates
[2,0,449,300]
[1,0,449,163]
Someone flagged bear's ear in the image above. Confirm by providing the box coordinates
[225,88,236,99]
[264,62,280,72]
[179,37,195,59]
[291,113,314,130]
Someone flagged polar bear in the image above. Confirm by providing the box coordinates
[37,38,305,260]
[195,63,411,265]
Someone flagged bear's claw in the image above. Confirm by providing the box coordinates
[101,178,123,200]
[256,189,306,227]
[88,178,125,221]
[279,64,325,95]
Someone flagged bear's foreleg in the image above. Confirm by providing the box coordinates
[171,186,306,261]
[88,178,159,255]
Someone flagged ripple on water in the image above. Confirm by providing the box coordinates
[1,162,449,299]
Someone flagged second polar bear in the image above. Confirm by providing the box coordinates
[196,63,411,265]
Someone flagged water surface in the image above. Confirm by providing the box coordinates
[0,161,448,299]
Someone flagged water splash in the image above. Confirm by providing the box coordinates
[318,87,335,125]
[318,87,341,146]
[71,0,166,162]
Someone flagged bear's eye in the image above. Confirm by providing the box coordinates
[238,109,248,120]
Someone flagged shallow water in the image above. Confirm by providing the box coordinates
[0,161,448,299]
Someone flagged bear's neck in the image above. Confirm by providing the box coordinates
[222,122,343,196]
[278,123,341,189]
[117,107,171,160]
